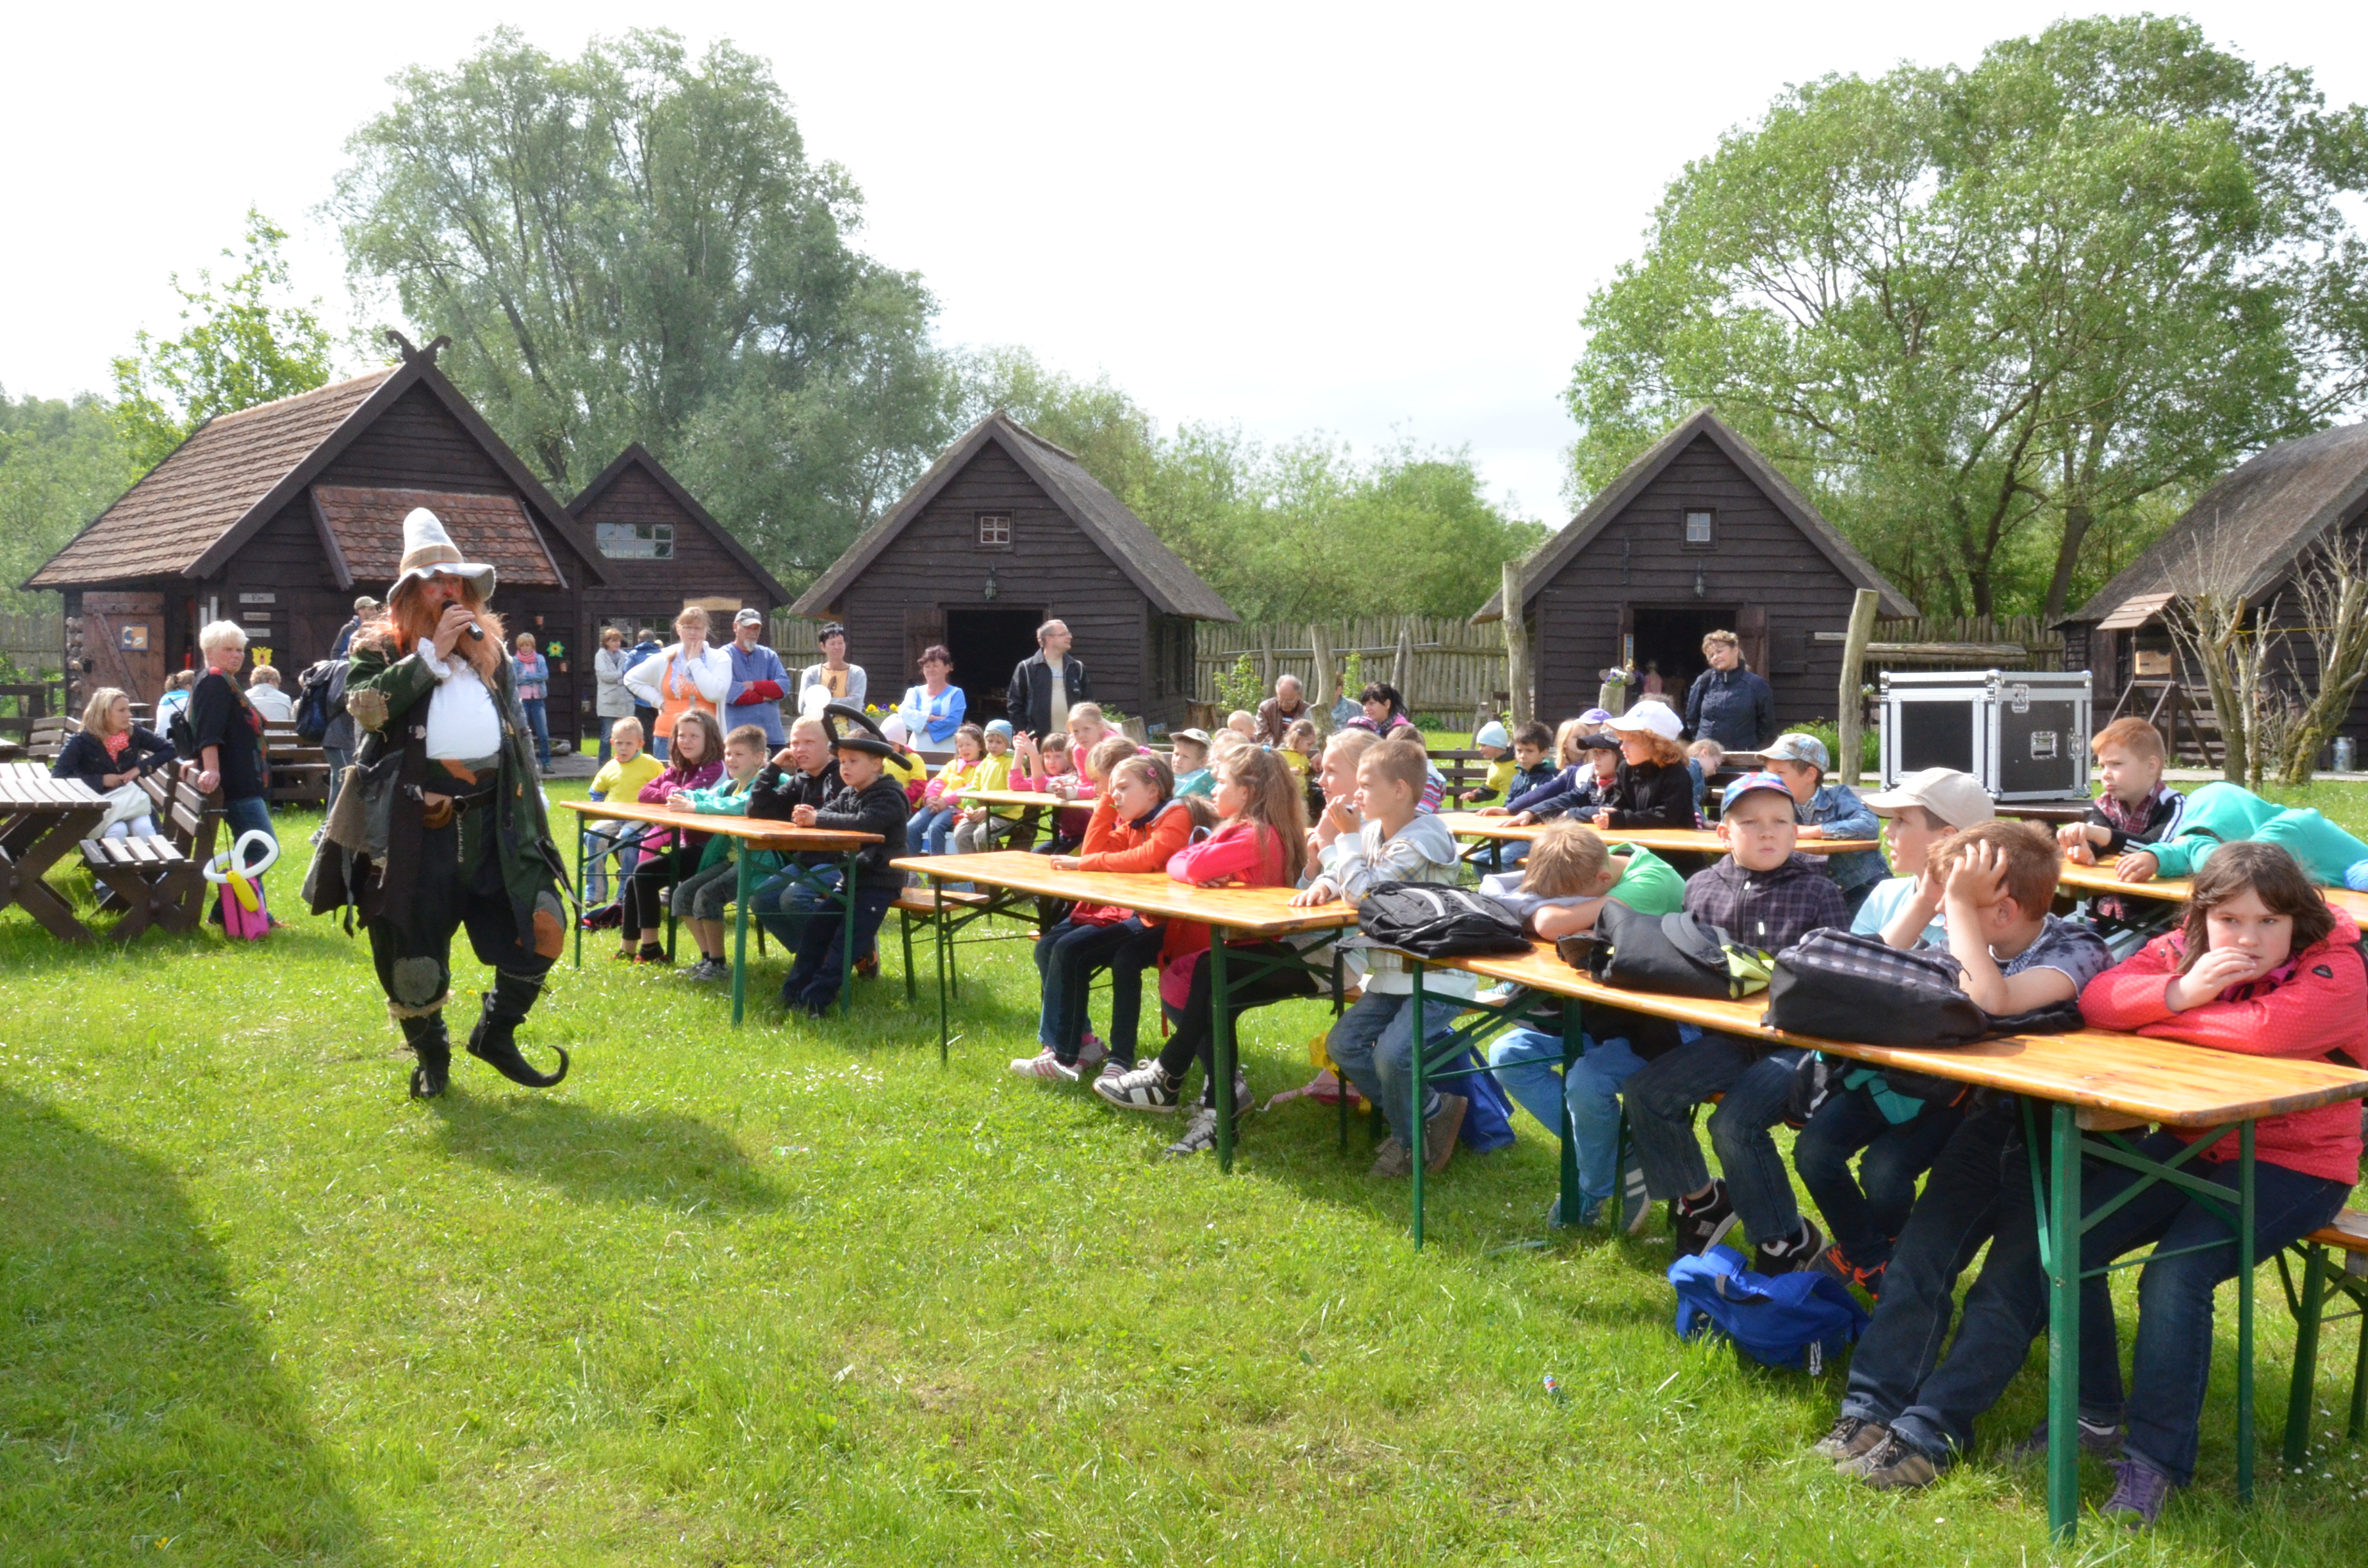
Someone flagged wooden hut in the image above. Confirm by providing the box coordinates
[23,334,609,721]
[791,412,1237,730]
[1474,407,1916,727]
[2060,418,2368,755]
[564,443,792,733]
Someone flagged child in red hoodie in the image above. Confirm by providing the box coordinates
[1094,747,1317,1157]
[1010,747,1191,1084]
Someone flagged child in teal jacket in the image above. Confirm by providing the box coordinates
[2121,781,2368,889]
[664,730,783,980]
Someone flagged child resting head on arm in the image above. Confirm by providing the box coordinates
[1477,819,1684,940]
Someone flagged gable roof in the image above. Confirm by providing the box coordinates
[790,412,1238,623]
[24,342,607,592]
[566,443,793,605]
[1471,407,1917,621]
[2064,420,2368,626]
[312,486,564,591]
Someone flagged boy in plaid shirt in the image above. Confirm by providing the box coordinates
[1622,772,1847,1271]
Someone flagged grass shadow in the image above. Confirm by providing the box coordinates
[0,1086,380,1565]
[427,1092,783,1212]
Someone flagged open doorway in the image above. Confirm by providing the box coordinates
[1627,605,1739,705]
[944,607,1044,726]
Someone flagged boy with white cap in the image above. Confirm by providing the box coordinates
[1586,699,1695,831]
[1456,719,1517,808]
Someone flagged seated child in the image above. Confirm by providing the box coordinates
[1226,710,1260,740]
[1622,772,1848,1270]
[1170,728,1215,798]
[1588,701,1696,832]
[663,724,775,981]
[1292,738,1474,1178]
[1011,751,1188,1082]
[585,715,664,904]
[1687,739,1724,815]
[1304,727,1379,865]
[1281,717,1319,786]
[1793,767,1993,1293]
[2116,779,2368,890]
[907,722,987,856]
[1064,702,1114,764]
[1483,821,1688,1227]
[620,710,725,963]
[1096,746,1317,1157]
[2057,716,2183,867]
[1458,719,1516,807]
[1838,841,2339,1511]
[775,728,912,1017]
[1008,730,1082,851]
[1761,732,1887,916]
[879,715,928,807]
[950,718,1019,853]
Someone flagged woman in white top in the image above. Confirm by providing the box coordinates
[593,626,637,762]
[622,607,732,761]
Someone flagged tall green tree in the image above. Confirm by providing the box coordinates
[0,389,140,614]
[109,211,333,471]
[336,27,962,584]
[1569,15,2368,619]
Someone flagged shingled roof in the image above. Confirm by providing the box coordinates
[1472,407,1916,621]
[791,412,1237,622]
[2064,420,2368,625]
[23,339,605,592]
[313,486,563,591]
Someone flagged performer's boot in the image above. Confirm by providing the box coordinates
[465,970,569,1088]
[402,1013,452,1100]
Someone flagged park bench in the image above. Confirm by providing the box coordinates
[262,725,333,808]
[2280,1209,2368,1463]
[79,831,202,941]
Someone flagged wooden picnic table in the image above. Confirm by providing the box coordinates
[560,800,879,1024]
[1398,938,2368,1541]
[895,850,1356,1168]
[0,762,108,942]
[951,787,1070,811]
[2055,860,2368,924]
[1436,811,1877,860]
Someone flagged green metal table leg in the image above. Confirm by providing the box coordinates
[933,879,950,1063]
[841,849,858,1017]
[2284,1243,2328,1470]
[664,842,682,963]
[1410,963,1427,1249]
[1556,996,1583,1228]
[2046,1102,2082,1544]
[572,817,585,970]
[2238,1119,2257,1501]
[2349,1276,2368,1441]
[1211,931,1235,1173]
[730,849,750,1026]
[1334,950,1349,1152]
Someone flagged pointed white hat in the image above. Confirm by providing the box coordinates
[390,507,497,600]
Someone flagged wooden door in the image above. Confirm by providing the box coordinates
[1736,604,1768,678]
[81,592,167,707]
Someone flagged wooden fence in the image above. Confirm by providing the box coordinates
[0,611,62,675]
[1866,614,2065,671]
[1195,616,1510,720]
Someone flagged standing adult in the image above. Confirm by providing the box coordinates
[1355,682,1422,742]
[512,632,552,771]
[628,626,662,742]
[1682,629,1777,753]
[721,608,790,746]
[1256,674,1311,745]
[898,645,967,746]
[593,626,636,764]
[1007,619,1090,740]
[623,607,731,761]
[189,621,275,921]
[331,595,380,660]
[796,621,867,717]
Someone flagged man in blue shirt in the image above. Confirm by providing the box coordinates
[722,608,790,746]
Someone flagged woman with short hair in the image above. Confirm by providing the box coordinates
[593,626,636,764]
[623,607,731,762]
[896,644,966,746]
[190,619,277,918]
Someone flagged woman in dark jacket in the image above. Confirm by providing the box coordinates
[1682,630,1776,751]
[53,687,174,836]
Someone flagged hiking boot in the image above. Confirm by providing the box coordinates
[1094,1061,1181,1113]
[1619,1149,1653,1236]
[1754,1216,1826,1277]
[1813,1416,1887,1466]
[1370,1137,1415,1179]
[2008,1415,2125,1466]
[1851,1431,1941,1490]
[2100,1456,2173,1528]
[1163,1107,1221,1158]
[1672,1181,1738,1258]
[1423,1093,1469,1175]
[401,1013,450,1100]
[1009,1049,1078,1082]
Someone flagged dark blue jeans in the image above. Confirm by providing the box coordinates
[520,698,550,769]
[1795,1086,1962,1270]
[1034,917,1163,1066]
[1625,1033,1805,1246]
[780,885,896,1012]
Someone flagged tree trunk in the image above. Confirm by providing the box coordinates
[1309,623,1337,735]
[2043,502,2095,626]
[1834,589,1881,787]
[1501,560,1531,728]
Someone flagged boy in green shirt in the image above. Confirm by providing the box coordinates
[1479,820,1687,1228]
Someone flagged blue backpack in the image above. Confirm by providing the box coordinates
[1668,1245,1871,1375]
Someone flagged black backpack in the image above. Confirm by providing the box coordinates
[1351,881,1531,960]
[1556,898,1774,1000]
[293,659,340,744]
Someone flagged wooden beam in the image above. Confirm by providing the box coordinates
[1310,623,1338,734]
[1501,560,1531,728]
[1835,588,1880,787]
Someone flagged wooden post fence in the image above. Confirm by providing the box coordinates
[1836,588,1882,787]
[1501,561,1531,728]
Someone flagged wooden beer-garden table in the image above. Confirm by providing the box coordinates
[559,800,880,1024]
[0,762,107,942]
[2057,859,2368,924]
[894,850,1357,1169]
[1436,810,1877,870]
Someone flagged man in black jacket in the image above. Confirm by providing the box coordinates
[777,728,909,1017]
[1007,619,1090,739]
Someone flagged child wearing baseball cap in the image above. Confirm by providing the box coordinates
[1587,699,1696,832]
[1761,731,1886,917]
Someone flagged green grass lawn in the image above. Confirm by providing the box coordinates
[3,780,2364,1565]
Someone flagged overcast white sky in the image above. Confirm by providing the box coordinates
[6,3,2365,519]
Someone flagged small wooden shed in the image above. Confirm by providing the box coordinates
[23,335,608,719]
[791,412,1237,730]
[1474,408,1916,728]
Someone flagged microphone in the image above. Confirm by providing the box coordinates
[466,621,485,641]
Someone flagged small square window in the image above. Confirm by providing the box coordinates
[977,512,1012,548]
[1684,510,1714,546]
[596,521,673,560]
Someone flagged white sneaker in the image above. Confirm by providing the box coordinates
[1008,1049,1078,1082]
[1076,1034,1109,1071]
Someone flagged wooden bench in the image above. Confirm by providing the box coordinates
[891,885,1003,1003]
[26,715,72,765]
[263,726,333,808]
[79,832,203,940]
[2281,1209,2368,1463]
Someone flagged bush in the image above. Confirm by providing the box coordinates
[1212,653,1263,719]
[1795,719,1880,776]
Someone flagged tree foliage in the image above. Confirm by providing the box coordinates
[108,211,333,473]
[966,348,1544,623]
[1569,15,2368,619]
[0,389,140,614]
[336,28,962,584]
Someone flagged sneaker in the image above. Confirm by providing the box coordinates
[1754,1216,1826,1277]
[2099,1456,2172,1528]
[1851,1431,1941,1490]
[1813,1416,1887,1465]
[1549,1194,1606,1229]
[1422,1093,1468,1175]
[1162,1106,1221,1158]
[1075,1034,1110,1072]
[1619,1148,1653,1236]
[685,958,730,983]
[1008,1049,1079,1082]
[612,947,640,961]
[1672,1182,1738,1257]
[855,951,880,980]
[2007,1415,2124,1465]
[1094,1062,1181,1113]
[1810,1243,1892,1300]
[633,947,671,967]
[1369,1137,1414,1179]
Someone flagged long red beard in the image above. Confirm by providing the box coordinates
[366,591,507,683]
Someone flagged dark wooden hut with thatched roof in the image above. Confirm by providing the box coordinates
[791,412,1237,731]
[1474,408,1915,728]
